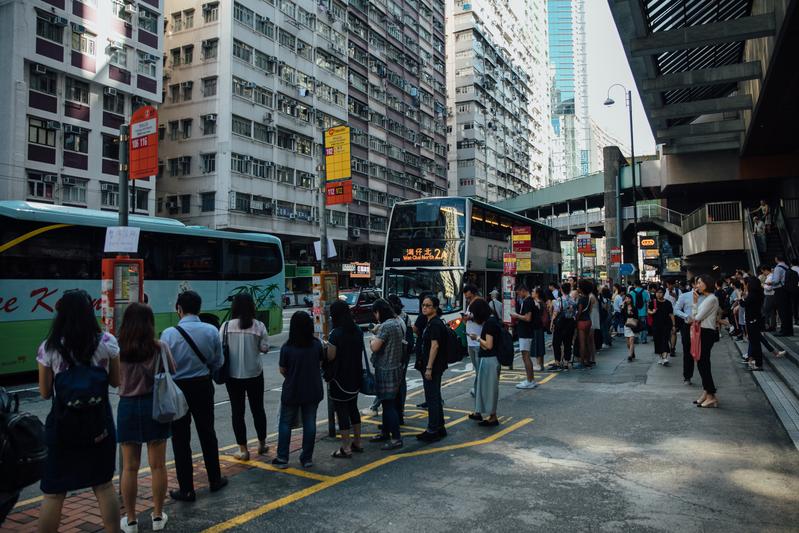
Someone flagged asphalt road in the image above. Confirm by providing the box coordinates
[8,323,799,532]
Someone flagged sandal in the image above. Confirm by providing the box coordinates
[468,413,483,421]
[331,447,352,459]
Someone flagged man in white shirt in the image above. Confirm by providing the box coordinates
[674,281,701,385]
[761,266,776,331]
[664,279,681,356]
[463,284,483,396]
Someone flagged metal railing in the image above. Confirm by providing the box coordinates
[682,201,741,233]
[622,204,684,226]
[775,205,798,264]
[743,208,761,273]
[539,208,606,230]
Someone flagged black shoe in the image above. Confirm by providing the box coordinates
[438,428,447,438]
[415,431,441,442]
[209,477,228,492]
[169,489,196,502]
[468,412,483,421]
[370,433,390,442]
[416,402,428,408]
[478,419,499,427]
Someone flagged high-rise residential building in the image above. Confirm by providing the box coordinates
[446,0,550,201]
[346,0,448,267]
[548,0,589,182]
[588,118,629,173]
[0,0,164,214]
[157,0,447,279]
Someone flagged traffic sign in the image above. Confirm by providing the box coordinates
[619,263,637,276]
[129,106,158,180]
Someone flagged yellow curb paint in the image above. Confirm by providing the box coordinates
[219,455,334,482]
[202,418,533,533]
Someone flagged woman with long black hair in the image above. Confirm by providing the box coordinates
[740,276,776,371]
[117,303,176,532]
[692,275,721,408]
[36,290,121,533]
[219,293,270,461]
[273,311,323,469]
[326,300,364,458]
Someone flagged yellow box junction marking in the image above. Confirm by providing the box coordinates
[202,418,533,533]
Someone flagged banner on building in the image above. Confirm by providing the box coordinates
[324,126,352,206]
[343,262,370,278]
[129,106,158,180]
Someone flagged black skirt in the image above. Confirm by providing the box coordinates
[40,403,117,494]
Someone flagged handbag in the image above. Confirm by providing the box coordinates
[625,317,640,331]
[690,321,702,362]
[152,345,188,423]
[360,344,377,396]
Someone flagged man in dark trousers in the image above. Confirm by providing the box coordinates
[161,291,227,501]
[772,255,795,336]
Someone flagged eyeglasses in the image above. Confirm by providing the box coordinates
[421,303,434,308]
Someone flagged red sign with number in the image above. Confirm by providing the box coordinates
[129,106,158,180]
[325,180,352,205]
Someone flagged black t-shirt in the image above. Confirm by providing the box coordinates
[414,314,428,358]
[649,299,673,327]
[327,326,363,400]
[479,317,503,358]
[576,296,590,321]
[515,297,534,338]
[420,317,448,375]
[279,339,324,405]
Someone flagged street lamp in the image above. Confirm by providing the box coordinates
[605,83,638,280]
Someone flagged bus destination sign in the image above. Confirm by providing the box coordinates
[402,247,449,262]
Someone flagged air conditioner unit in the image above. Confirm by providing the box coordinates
[62,177,76,185]
[263,112,273,123]
[266,161,275,167]
[46,120,61,130]
[63,125,81,134]
[206,114,217,122]
[243,82,256,89]
[101,183,112,191]
[181,81,193,88]
[166,201,178,209]
[351,228,361,238]
[250,200,264,211]
[103,87,117,96]
[42,174,58,183]
[297,43,305,50]
[53,16,68,27]
[243,155,252,161]
[71,23,86,33]
[124,3,138,14]
[289,213,297,220]
[34,64,47,74]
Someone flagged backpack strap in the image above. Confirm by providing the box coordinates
[175,326,209,367]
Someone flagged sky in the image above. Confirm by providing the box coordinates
[585,1,657,155]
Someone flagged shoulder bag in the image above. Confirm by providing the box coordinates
[360,343,376,396]
[175,325,228,385]
[152,345,188,423]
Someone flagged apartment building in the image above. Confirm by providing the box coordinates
[157,0,447,276]
[0,0,164,214]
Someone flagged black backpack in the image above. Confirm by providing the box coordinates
[442,320,467,364]
[780,265,799,295]
[632,289,645,310]
[497,324,515,367]
[0,388,47,492]
[53,363,112,449]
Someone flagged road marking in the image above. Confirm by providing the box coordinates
[202,418,533,533]
[219,455,333,482]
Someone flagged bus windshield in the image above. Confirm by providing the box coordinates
[384,269,463,314]
[389,198,466,240]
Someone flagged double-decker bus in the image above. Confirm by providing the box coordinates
[0,201,284,377]
[382,197,561,320]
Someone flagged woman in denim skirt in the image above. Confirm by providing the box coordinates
[117,303,176,533]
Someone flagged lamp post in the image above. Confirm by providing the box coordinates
[604,84,638,280]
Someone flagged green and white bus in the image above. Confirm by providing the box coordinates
[0,201,284,377]
[382,197,561,320]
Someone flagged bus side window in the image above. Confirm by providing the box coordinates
[168,235,220,280]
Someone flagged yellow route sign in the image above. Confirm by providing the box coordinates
[324,126,351,182]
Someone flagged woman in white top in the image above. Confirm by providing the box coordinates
[220,293,270,460]
[691,275,721,408]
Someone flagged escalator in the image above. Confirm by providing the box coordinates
[746,203,799,271]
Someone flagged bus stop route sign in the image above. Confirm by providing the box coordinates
[129,106,158,180]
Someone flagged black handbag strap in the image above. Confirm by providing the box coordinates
[362,342,372,376]
[175,326,209,366]
[222,322,229,352]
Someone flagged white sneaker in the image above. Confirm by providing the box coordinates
[120,517,138,533]
[515,380,538,390]
[532,364,543,372]
[151,512,168,531]
[361,407,379,416]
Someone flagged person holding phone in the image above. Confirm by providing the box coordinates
[692,275,721,408]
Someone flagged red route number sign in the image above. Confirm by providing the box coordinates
[129,106,158,180]
[326,180,352,205]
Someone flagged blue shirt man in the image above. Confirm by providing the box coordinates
[161,315,223,380]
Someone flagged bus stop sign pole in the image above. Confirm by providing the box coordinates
[118,125,129,227]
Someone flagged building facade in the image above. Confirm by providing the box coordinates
[0,0,164,215]
[446,0,550,201]
[548,0,589,183]
[157,0,447,281]
[588,118,629,174]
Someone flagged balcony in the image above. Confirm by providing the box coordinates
[682,202,745,256]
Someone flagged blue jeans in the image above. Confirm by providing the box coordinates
[277,402,318,463]
[423,372,444,432]
[638,316,648,343]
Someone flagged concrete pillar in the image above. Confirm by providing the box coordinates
[603,146,627,284]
